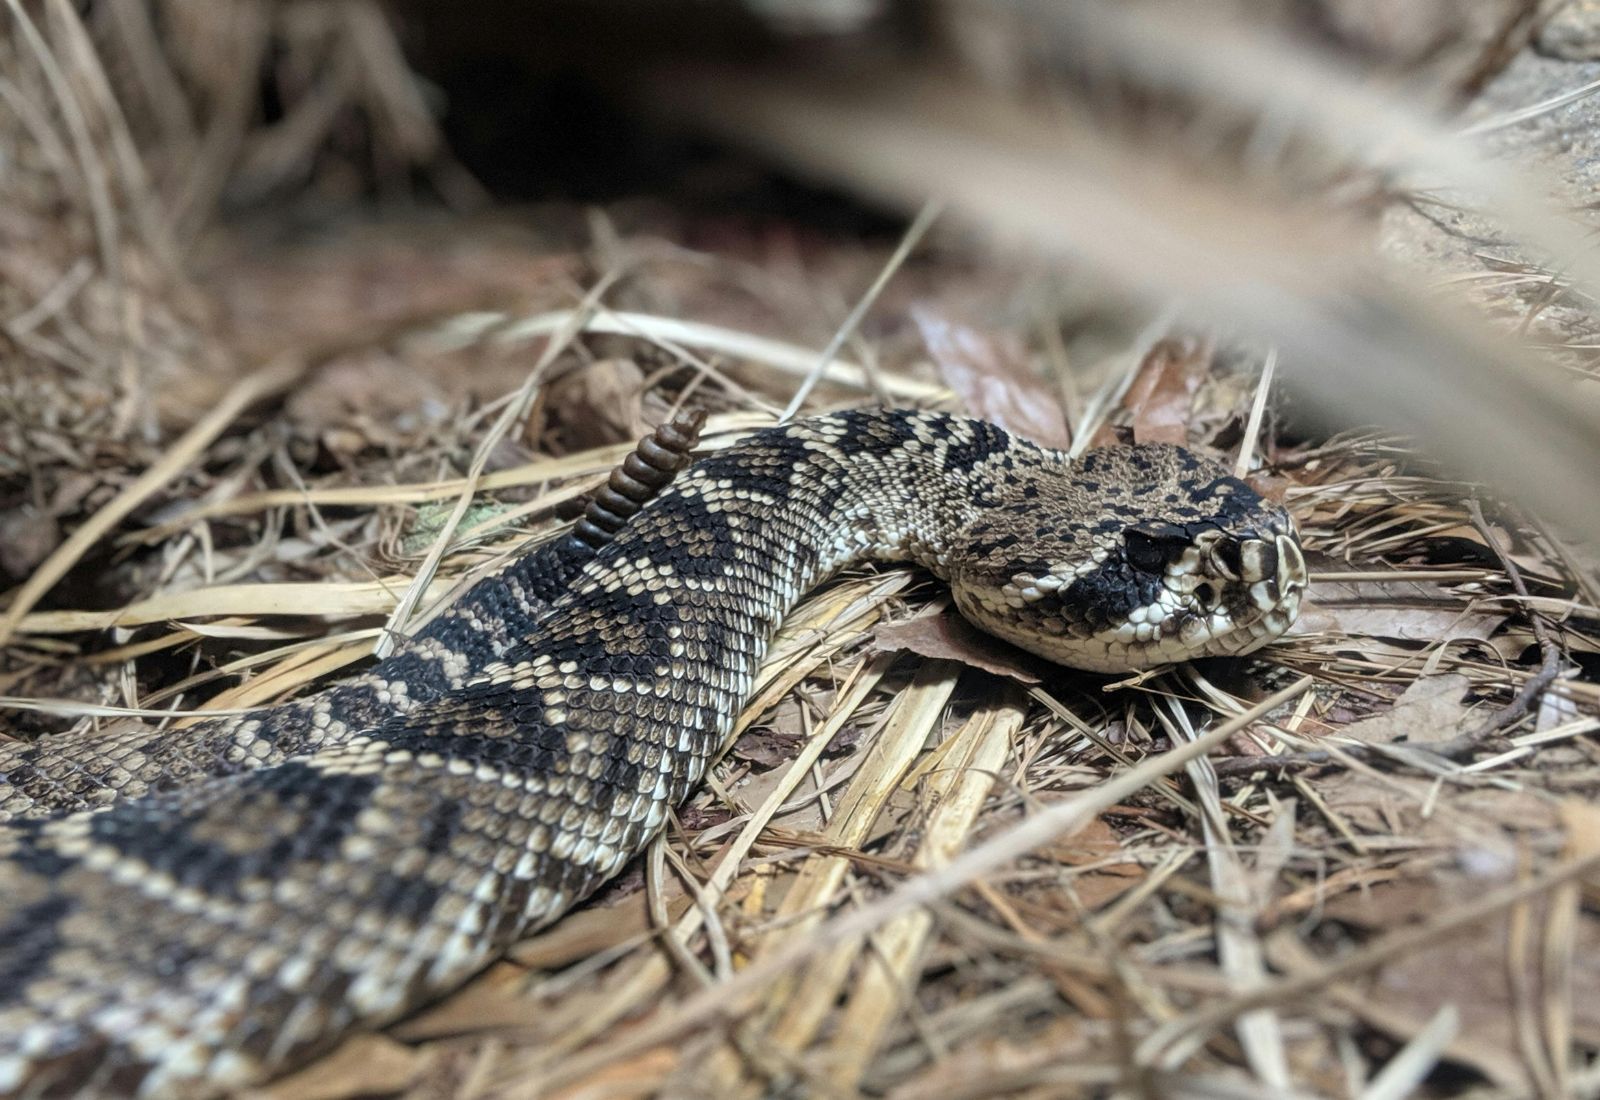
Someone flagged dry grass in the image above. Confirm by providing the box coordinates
[3,2,1600,1098]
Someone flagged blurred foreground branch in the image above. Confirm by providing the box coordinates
[645,6,1600,559]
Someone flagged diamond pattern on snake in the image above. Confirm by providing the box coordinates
[0,408,1305,1097]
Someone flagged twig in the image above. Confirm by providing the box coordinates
[1426,499,1565,759]
[1212,747,1334,778]
[780,199,942,421]
[0,357,304,647]
[1136,849,1600,1072]
[1218,501,1567,778]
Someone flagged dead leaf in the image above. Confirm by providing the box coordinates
[912,305,1069,448]
[872,605,1045,684]
[1321,882,1600,1089]
[249,1033,423,1100]
[1243,471,1293,504]
[544,358,650,451]
[1294,576,1505,647]
[1034,817,1145,910]
[285,350,451,451]
[1337,673,1474,746]
[1293,600,1503,645]
[1311,769,1559,847]
[1123,335,1210,446]
[1041,817,1135,867]
[734,723,806,769]
[1267,925,1527,1089]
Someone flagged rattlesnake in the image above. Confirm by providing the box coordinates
[0,408,1306,1097]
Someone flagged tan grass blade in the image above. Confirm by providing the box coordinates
[12,577,449,635]
[723,659,963,1095]
[1157,692,1290,1092]
[823,688,1026,1089]
[649,63,1600,549]
[431,308,945,403]
[0,357,302,645]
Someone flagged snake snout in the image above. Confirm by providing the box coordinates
[1275,533,1307,592]
[1208,531,1290,584]
[1238,537,1278,583]
[1237,533,1307,614]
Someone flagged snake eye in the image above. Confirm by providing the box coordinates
[1123,522,1189,575]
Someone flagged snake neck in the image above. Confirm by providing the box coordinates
[665,409,1018,597]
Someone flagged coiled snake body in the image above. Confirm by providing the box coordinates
[0,410,1306,1097]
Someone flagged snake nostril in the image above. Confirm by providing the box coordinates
[1240,538,1277,583]
[1194,581,1219,609]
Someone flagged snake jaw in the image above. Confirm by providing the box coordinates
[954,540,1308,674]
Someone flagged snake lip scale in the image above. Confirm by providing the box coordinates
[0,408,1305,1098]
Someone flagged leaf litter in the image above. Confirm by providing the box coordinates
[1,7,1598,1100]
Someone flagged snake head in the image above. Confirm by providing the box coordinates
[948,445,1307,674]
[1115,514,1307,663]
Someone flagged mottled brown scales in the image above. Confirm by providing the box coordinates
[0,409,1305,1098]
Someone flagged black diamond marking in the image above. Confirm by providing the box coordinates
[1059,560,1166,623]
[0,895,74,996]
[85,763,386,901]
[939,419,1011,474]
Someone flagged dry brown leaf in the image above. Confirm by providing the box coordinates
[1124,335,1211,446]
[249,1033,423,1100]
[284,350,452,452]
[732,721,807,769]
[872,606,1045,685]
[1242,471,1293,504]
[1294,577,1505,646]
[1337,673,1474,746]
[543,358,651,451]
[1325,885,1600,1087]
[1034,817,1146,911]
[1293,600,1503,645]
[1311,769,1561,847]
[912,306,1070,448]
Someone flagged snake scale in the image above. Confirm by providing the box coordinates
[0,408,1306,1097]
